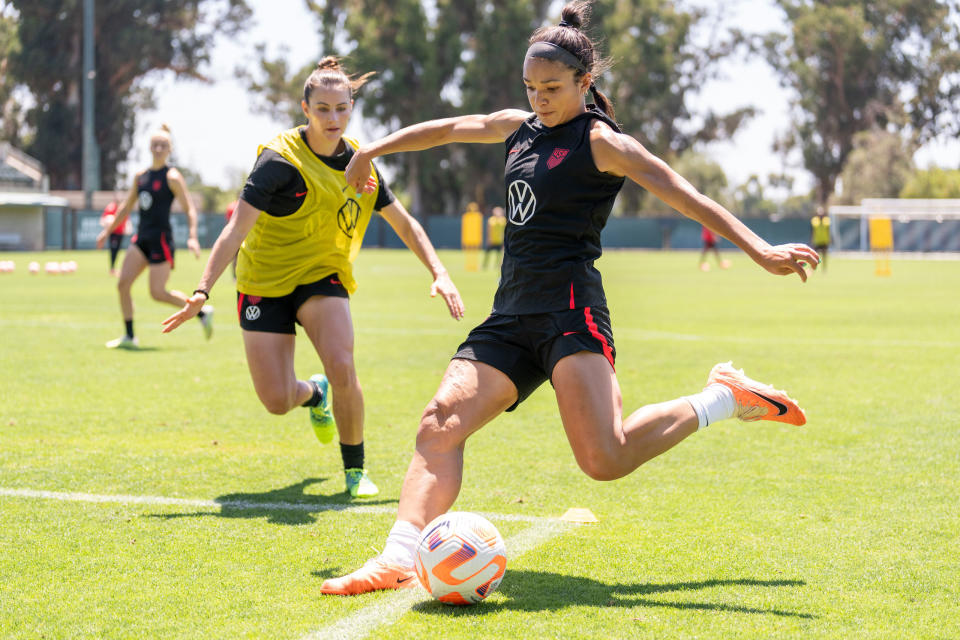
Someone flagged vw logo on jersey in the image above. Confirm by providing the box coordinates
[337,197,362,238]
[245,305,261,321]
[507,179,536,226]
[138,191,154,211]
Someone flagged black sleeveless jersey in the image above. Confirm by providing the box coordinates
[136,166,175,236]
[492,106,625,314]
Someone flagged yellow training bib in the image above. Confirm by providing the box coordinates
[237,129,379,296]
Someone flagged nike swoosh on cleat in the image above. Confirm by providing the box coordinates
[753,391,788,416]
[295,191,308,197]
[396,576,413,584]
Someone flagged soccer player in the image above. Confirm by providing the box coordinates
[99,196,129,275]
[698,224,731,271]
[811,206,831,272]
[96,124,212,349]
[483,205,506,269]
[320,0,820,594]
[162,58,465,498]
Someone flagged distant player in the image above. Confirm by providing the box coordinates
[811,207,830,272]
[96,124,213,349]
[99,197,129,275]
[322,0,820,594]
[699,224,730,271]
[162,58,464,498]
[483,205,506,269]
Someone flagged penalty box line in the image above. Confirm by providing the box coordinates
[0,487,560,525]
[300,518,577,640]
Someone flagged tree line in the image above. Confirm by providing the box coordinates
[2,0,958,216]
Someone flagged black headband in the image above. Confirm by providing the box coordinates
[524,41,588,74]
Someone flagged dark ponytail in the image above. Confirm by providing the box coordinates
[529,1,616,121]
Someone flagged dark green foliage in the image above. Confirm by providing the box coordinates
[763,0,960,204]
[6,0,251,189]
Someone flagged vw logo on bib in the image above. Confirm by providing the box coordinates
[507,180,536,226]
[138,191,154,211]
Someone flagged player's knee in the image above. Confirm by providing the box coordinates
[258,389,294,415]
[323,355,357,389]
[148,286,167,301]
[416,400,460,453]
[574,443,626,482]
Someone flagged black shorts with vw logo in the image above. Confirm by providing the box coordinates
[453,306,616,412]
[237,274,348,334]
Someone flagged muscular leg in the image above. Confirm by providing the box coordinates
[116,246,148,322]
[297,296,364,445]
[553,351,698,481]
[242,330,313,415]
[147,262,190,308]
[397,358,517,529]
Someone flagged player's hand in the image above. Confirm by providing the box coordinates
[431,271,465,320]
[756,243,821,282]
[162,293,206,333]
[95,230,107,249]
[187,237,201,258]
[344,149,373,196]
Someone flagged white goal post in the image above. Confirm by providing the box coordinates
[827,199,960,252]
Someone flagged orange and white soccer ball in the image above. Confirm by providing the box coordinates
[415,511,507,605]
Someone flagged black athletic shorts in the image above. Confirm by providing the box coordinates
[237,274,348,334]
[131,231,174,266]
[453,306,615,412]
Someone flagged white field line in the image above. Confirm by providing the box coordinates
[300,518,575,640]
[0,487,553,524]
[1,318,957,349]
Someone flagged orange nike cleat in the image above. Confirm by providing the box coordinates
[320,558,418,596]
[707,362,807,426]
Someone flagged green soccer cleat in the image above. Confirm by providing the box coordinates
[308,373,335,444]
[345,468,379,498]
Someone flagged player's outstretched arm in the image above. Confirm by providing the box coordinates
[379,201,465,320]
[162,199,260,333]
[590,124,820,281]
[169,168,201,258]
[344,109,530,194]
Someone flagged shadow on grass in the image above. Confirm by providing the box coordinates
[148,477,397,525]
[411,572,814,619]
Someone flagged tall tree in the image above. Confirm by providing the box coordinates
[764,0,960,205]
[590,0,753,214]
[7,0,251,190]
[0,5,26,148]
[835,129,915,204]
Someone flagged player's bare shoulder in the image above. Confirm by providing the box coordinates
[487,109,532,137]
[588,119,633,176]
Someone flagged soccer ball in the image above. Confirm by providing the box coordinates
[415,511,507,605]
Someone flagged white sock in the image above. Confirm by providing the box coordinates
[683,384,736,429]
[379,520,421,568]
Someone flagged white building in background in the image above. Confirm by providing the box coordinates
[0,144,69,250]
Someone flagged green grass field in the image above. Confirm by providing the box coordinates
[1,247,958,639]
